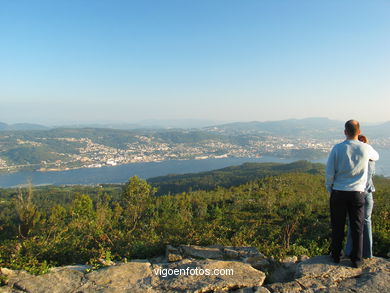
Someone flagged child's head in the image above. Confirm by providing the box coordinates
[358,135,368,143]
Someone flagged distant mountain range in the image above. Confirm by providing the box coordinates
[0,122,49,131]
[54,119,226,130]
[1,118,389,138]
[0,119,225,131]
[204,118,390,138]
[205,118,342,137]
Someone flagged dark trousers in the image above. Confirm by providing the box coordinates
[330,190,365,261]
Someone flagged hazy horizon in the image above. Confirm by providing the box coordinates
[1,117,388,129]
[1,1,389,124]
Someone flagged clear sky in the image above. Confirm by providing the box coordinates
[0,0,389,125]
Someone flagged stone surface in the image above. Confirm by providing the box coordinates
[223,246,262,259]
[267,281,303,293]
[0,287,13,293]
[97,258,115,266]
[267,256,390,293]
[253,287,272,293]
[82,262,156,292]
[298,255,310,262]
[154,259,266,292]
[179,244,224,260]
[166,245,183,262]
[233,287,257,293]
[173,245,262,261]
[327,270,390,293]
[246,255,273,273]
[0,268,31,288]
[232,287,272,293]
[13,269,85,293]
[281,256,298,264]
[49,264,92,273]
[1,251,389,292]
[0,257,266,292]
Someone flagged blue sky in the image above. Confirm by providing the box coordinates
[0,0,389,125]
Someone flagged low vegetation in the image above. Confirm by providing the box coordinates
[0,162,389,275]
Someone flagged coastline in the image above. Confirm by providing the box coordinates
[1,150,388,188]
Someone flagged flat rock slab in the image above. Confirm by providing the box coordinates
[13,269,85,293]
[1,259,265,293]
[154,259,266,292]
[179,245,224,260]
[327,270,390,293]
[82,261,157,292]
[2,254,389,293]
[267,256,390,293]
[177,245,261,261]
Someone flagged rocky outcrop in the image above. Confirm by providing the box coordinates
[167,245,263,262]
[12,269,84,293]
[267,255,390,293]
[1,246,389,293]
[0,256,266,292]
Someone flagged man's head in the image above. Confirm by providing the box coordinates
[344,120,361,139]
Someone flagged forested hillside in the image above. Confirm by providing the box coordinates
[148,160,324,195]
[0,165,389,276]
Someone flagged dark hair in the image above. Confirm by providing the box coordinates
[358,135,368,143]
[345,120,360,137]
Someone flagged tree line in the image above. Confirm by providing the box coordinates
[0,170,389,275]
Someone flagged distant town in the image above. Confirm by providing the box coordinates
[1,136,329,172]
[1,120,389,173]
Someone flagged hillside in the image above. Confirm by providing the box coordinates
[0,122,48,131]
[0,165,389,277]
[148,160,324,195]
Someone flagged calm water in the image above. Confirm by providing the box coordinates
[0,149,389,188]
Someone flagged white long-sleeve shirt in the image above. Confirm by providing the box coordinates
[325,139,379,192]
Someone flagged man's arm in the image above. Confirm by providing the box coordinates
[325,146,336,193]
[368,145,379,161]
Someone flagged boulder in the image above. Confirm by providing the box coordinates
[82,261,157,293]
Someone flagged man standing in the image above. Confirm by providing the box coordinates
[326,120,379,268]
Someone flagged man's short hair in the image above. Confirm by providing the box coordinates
[345,120,360,137]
